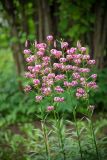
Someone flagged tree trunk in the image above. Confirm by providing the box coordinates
[1,0,25,90]
[37,0,44,42]
[36,0,52,42]
[93,1,107,68]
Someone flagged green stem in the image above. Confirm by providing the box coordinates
[40,106,50,160]
[73,110,84,160]
[54,110,66,160]
[90,116,100,160]
[86,99,100,160]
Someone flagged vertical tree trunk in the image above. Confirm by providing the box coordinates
[42,0,52,37]
[93,1,107,68]
[36,0,52,42]
[20,0,29,36]
[1,0,25,90]
[37,0,44,42]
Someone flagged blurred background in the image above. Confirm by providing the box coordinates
[0,0,107,159]
[0,0,107,123]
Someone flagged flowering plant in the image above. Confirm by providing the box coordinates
[23,35,99,160]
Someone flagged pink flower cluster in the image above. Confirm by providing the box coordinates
[23,35,98,110]
[76,88,86,98]
[54,97,64,102]
[35,95,43,102]
[24,85,32,92]
[54,86,64,93]
[47,106,54,111]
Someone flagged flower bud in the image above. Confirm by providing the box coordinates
[25,40,30,48]
[88,105,95,112]
[47,106,54,111]
[77,40,81,49]
[35,95,43,102]
[46,35,53,41]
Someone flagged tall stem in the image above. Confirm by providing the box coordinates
[86,99,100,160]
[40,106,50,160]
[54,111,66,160]
[73,109,83,160]
[89,115,100,160]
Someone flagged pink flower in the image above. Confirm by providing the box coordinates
[47,73,55,79]
[54,63,62,70]
[60,64,66,71]
[67,48,77,54]
[24,37,98,104]
[73,59,81,64]
[75,54,83,59]
[46,35,53,41]
[24,85,32,92]
[37,51,44,56]
[42,56,50,63]
[65,65,73,71]
[33,79,40,86]
[36,43,47,49]
[42,87,51,95]
[88,60,96,65]
[53,63,62,69]
[42,62,49,67]
[26,55,35,63]
[72,54,81,59]
[47,106,54,111]
[80,47,86,52]
[51,49,57,54]
[76,92,83,98]
[61,42,68,48]
[25,72,35,78]
[80,81,86,86]
[55,51,62,58]
[91,74,97,79]
[38,47,45,52]
[72,72,80,79]
[59,58,67,63]
[87,82,98,89]
[54,97,64,102]
[70,81,78,86]
[55,74,65,81]
[78,68,90,73]
[28,66,33,71]
[77,88,85,94]
[47,79,54,86]
[44,67,51,74]
[42,76,48,82]
[51,49,62,58]
[35,95,43,102]
[42,83,46,88]
[82,55,90,60]
[80,77,85,82]
[64,81,78,87]
[64,81,69,87]
[32,65,42,73]
[54,86,64,93]
[66,55,73,60]
[72,66,78,71]
[76,88,86,98]
[23,49,31,54]
[87,82,96,87]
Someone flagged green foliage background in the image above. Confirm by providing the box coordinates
[0,0,107,159]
